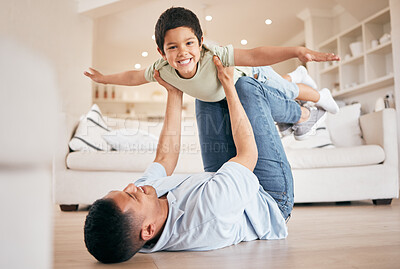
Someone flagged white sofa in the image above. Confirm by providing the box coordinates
[53,107,399,211]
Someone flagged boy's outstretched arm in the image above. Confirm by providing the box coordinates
[213,56,258,171]
[234,46,340,67]
[84,67,149,86]
[152,70,183,176]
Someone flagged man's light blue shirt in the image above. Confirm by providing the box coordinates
[135,161,288,253]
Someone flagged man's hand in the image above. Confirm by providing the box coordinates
[297,47,340,63]
[84,68,105,84]
[154,70,182,95]
[213,56,234,87]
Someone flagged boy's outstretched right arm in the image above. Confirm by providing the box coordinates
[84,67,149,86]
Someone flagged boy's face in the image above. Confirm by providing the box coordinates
[159,26,203,79]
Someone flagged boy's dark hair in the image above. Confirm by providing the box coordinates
[84,198,145,263]
[155,7,203,54]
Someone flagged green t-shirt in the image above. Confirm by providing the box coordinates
[144,44,252,102]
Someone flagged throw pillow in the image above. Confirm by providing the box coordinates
[69,104,112,151]
[326,103,364,147]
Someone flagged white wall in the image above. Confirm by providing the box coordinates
[389,0,400,166]
[0,0,93,116]
[271,31,306,75]
[0,1,93,268]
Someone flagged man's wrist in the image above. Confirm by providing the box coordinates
[167,90,183,104]
[168,89,183,97]
[221,80,234,89]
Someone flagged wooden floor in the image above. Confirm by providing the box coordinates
[54,199,400,269]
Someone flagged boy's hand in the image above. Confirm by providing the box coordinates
[297,47,340,63]
[213,56,234,87]
[84,68,105,83]
[154,70,182,94]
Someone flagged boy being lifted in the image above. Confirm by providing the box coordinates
[85,6,339,138]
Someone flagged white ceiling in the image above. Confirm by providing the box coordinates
[83,0,388,45]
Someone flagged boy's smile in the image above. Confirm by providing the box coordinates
[159,26,203,79]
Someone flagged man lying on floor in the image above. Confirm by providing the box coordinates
[84,56,316,263]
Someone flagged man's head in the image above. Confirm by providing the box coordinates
[84,184,165,263]
[155,7,203,79]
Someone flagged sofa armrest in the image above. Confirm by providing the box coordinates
[360,108,398,166]
[52,113,80,173]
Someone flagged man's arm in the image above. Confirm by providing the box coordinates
[153,70,183,176]
[234,46,340,67]
[84,68,149,86]
[213,56,258,171]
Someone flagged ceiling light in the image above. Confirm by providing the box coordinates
[134,64,141,69]
[152,35,155,40]
[205,15,213,21]
[241,39,248,45]
[142,51,148,57]
[265,19,272,25]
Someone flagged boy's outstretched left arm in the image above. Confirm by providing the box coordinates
[234,46,340,67]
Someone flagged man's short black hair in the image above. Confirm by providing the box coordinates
[84,198,145,263]
[155,7,203,54]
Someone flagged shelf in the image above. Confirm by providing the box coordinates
[94,98,164,104]
[339,26,363,59]
[364,7,391,51]
[317,7,390,49]
[317,7,394,101]
[320,63,339,75]
[318,36,338,49]
[366,42,393,81]
[341,56,365,87]
[93,99,195,105]
[103,113,165,121]
[333,74,394,98]
[366,41,392,55]
[341,24,364,39]
[320,68,339,92]
[341,54,364,65]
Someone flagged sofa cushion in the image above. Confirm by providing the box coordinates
[66,150,204,174]
[286,145,385,169]
[69,104,111,152]
[102,128,159,151]
[326,103,364,147]
[69,108,165,152]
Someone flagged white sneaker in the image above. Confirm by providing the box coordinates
[293,106,327,141]
[277,122,294,137]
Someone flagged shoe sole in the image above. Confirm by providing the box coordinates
[280,127,294,137]
[294,111,327,141]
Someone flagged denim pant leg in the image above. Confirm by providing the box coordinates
[235,76,301,219]
[252,66,300,100]
[195,99,237,172]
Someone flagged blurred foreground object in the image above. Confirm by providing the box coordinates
[0,37,58,269]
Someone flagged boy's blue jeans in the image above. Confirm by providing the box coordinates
[252,66,299,100]
[195,76,301,220]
